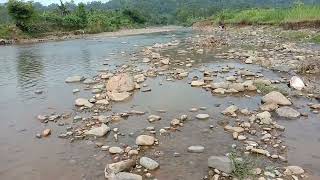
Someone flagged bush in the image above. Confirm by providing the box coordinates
[7,0,35,32]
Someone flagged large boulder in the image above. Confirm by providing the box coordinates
[276,106,300,118]
[208,156,232,173]
[262,91,291,105]
[85,124,110,137]
[107,73,135,92]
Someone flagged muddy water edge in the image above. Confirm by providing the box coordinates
[0,27,320,180]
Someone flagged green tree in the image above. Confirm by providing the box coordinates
[7,0,35,32]
[75,3,88,28]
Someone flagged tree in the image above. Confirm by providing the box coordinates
[75,3,87,28]
[7,0,35,32]
[57,0,69,16]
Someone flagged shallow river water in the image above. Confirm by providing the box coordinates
[0,29,320,180]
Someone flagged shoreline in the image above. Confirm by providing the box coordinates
[1,26,183,46]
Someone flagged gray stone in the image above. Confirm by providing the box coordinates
[136,135,155,146]
[187,146,204,153]
[139,157,159,170]
[75,98,93,108]
[105,159,136,175]
[115,172,142,180]
[196,114,210,120]
[262,91,291,105]
[106,73,135,92]
[85,124,110,137]
[208,156,232,173]
[65,75,84,83]
[276,106,300,118]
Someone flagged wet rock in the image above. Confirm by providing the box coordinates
[85,124,110,137]
[37,115,48,122]
[128,150,139,156]
[160,58,170,65]
[151,52,161,59]
[284,166,304,175]
[290,76,305,90]
[211,82,229,89]
[65,75,84,83]
[108,91,131,102]
[97,115,108,123]
[196,114,210,120]
[72,89,80,93]
[226,76,236,81]
[213,88,226,94]
[191,80,205,87]
[229,83,245,92]
[222,105,238,116]
[208,156,232,173]
[187,146,204,153]
[114,172,142,180]
[245,57,253,64]
[310,104,320,109]
[105,159,136,176]
[42,129,51,137]
[106,73,135,92]
[260,103,279,111]
[139,157,159,170]
[134,74,146,83]
[262,91,291,105]
[142,58,151,63]
[256,111,272,124]
[224,125,244,133]
[147,115,161,122]
[276,106,300,118]
[109,147,124,154]
[83,78,96,84]
[96,99,109,105]
[170,119,180,126]
[250,148,270,156]
[136,135,155,146]
[75,98,93,108]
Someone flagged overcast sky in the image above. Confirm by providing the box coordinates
[0,0,109,5]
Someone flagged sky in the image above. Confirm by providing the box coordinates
[0,0,109,5]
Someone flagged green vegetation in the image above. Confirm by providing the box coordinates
[254,82,280,94]
[213,5,320,25]
[1,0,320,39]
[229,151,255,179]
[311,34,320,43]
[1,0,147,38]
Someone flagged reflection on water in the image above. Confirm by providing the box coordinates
[16,48,44,99]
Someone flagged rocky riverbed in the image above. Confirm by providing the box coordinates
[2,26,320,180]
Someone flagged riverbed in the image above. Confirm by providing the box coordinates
[0,27,320,180]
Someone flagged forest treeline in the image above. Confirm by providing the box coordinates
[1,0,320,39]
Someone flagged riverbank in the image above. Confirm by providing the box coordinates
[0,26,183,45]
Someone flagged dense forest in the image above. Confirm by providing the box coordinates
[1,0,320,39]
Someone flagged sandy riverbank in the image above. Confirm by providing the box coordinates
[5,26,183,45]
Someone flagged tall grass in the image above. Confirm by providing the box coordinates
[213,5,320,25]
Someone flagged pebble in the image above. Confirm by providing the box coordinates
[196,114,210,120]
[187,145,204,153]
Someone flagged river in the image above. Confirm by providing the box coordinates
[0,28,320,180]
